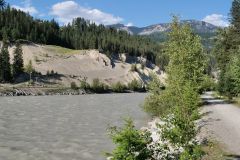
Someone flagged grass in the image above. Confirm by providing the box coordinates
[201,141,227,160]
[232,97,240,108]
[45,45,81,55]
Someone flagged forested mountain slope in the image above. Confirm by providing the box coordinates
[0,6,162,64]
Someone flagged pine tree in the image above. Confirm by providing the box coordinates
[12,42,24,80]
[0,0,5,10]
[231,0,240,30]
[0,42,11,82]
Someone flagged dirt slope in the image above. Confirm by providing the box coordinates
[4,43,165,86]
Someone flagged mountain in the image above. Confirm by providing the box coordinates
[109,20,219,36]
[109,20,219,47]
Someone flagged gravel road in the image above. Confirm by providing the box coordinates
[201,92,240,155]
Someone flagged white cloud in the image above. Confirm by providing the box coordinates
[12,0,38,15]
[50,1,123,25]
[202,14,229,27]
[126,22,134,27]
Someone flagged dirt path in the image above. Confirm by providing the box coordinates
[201,92,240,156]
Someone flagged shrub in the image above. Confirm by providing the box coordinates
[147,73,164,94]
[198,75,216,93]
[80,79,90,90]
[91,78,108,93]
[143,91,173,116]
[128,79,142,91]
[111,82,126,93]
[106,118,152,160]
[70,82,78,90]
[51,70,55,75]
[143,73,168,116]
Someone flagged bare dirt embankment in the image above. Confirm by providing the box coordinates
[1,42,165,94]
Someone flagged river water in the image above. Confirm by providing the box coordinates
[0,93,149,160]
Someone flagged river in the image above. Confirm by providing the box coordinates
[0,93,149,160]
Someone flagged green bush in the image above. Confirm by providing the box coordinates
[106,118,152,160]
[128,79,143,91]
[80,79,90,90]
[70,82,78,90]
[111,82,126,93]
[143,90,173,116]
[91,78,108,93]
[180,145,204,160]
[199,75,216,93]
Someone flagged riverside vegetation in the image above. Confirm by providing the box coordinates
[0,0,164,94]
[107,17,208,160]
[107,0,240,159]
[213,0,240,100]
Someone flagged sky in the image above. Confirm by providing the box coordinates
[6,0,232,27]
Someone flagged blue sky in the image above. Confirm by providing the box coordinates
[7,0,232,27]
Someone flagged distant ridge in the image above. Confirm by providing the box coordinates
[108,20,219,35]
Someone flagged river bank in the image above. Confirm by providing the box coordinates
[0,87,146,97]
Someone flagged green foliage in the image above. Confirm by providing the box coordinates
[108,17,205,160]
[147,73,163,94]
[91,78,108,93]
[143,17,205,159]
[0,42,11,82]
[143,91,171,116]
[111,82,126,93]
[161,83,200,146]
[25,60,34,81]
[166,18,206,91]
[213,1,240,98]
[107,118,152,160]
[199,75,216,93]
[143,73,167,116]
[217,53,240,98]
[12,42,24,80]
[70,82,78,90]
[230,0,240,31]
[128,79,143,91]
[80,78,90,90]
[180,145,204,160]
[0,0,5,10]
[25,60,33,74]
[155,51,169,71]
[0,7,163,65]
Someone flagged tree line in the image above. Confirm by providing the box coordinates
[0,4,163,64]
[0,40,24,82]
[213,0,240,98]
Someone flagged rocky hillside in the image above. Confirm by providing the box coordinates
[109,20,218,35]
[109,20,219,47]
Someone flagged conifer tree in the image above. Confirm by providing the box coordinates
[231,0,240,30]
[0,0,5,10]
[12,42,24,80]
[0,42,11,82]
